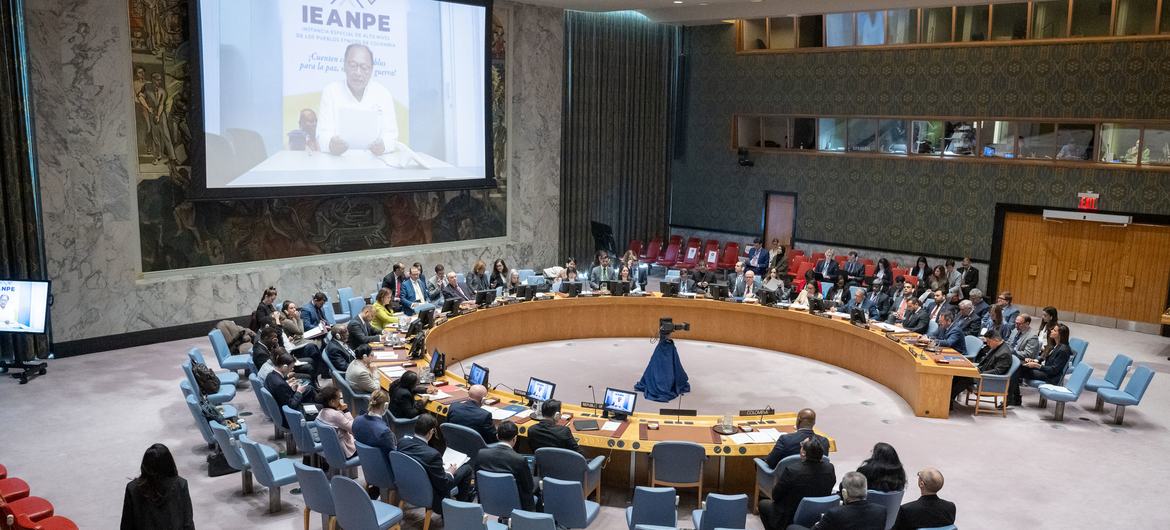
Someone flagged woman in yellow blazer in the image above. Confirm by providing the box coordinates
[371,287,399,331]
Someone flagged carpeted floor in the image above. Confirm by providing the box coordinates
[2,322,1167,529]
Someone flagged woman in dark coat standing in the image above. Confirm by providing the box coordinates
[121,443,194,529]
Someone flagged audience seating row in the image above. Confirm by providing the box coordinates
[0,464,80,530]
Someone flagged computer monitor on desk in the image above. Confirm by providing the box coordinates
[475,289,496,308]
[468,362,489,387]
[526,377,556,402]
[604,280,629,296]
[603,387,636,421]
[441,298,459,314]
[560,281,583,297]
[659,281,679,297]
[418,308,436,329]
[708,283,729,299]
[428,349,446,378]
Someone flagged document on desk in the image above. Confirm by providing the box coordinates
[442,448,470,470]
[425,390,451,401]
[481,405,518,421]
[747,432,775,444]
[874,322,909,333]
[338,108,381,148]
[728,432,755,445]
[757,428,782,442]
[373,352,400,361]
[379,366,407,379]
[601,421,622,431]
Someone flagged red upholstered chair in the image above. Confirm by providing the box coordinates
[675,242,702,270]
[15,514,78,530]
[657,241,682,267]
[904,275,919,286]
[861,258,874,266]
[794,261,814,281]
[0,495,55,527]
[0,464,7,479]
[685,237,701,250]
[641,238,663,263]
[628,239,643,257]
[716,242,740,272]
[668,234,683,246]
[833,254,848,265]
[789,249,805,257]
[811,252,826,262]
[702,241,721,270]
[889,260,899,269]
[0,477,30,502]
[864,264,876,277]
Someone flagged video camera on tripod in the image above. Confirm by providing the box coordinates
[659,317,690,339]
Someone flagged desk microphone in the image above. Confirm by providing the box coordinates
[588,385,597,404]
[761,405,772,423]
[457,360,468,381]
[676,393,685,423]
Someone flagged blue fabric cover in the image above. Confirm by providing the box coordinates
[635,339,691,402]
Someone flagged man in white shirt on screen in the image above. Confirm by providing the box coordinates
[317,43,398,156]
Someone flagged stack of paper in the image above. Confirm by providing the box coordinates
[425,390,451,401]
[373,352,400,361]
[442,448,469,469]
[481,405,518,421]
[379,366,407,379]
[601,421,621,431]
[728,432,754,445]
[757,428,782,442]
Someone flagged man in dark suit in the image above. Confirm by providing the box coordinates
[346,304,378,349]
[299,291,330,329]
[353,390,396,498]
[677,268,698,295]
[843,288,876,320]
[692,260,717,294]
[921,289,946,323]
[928,311,965,351]
[892,467,956,530]
[957,257,979,298]
[814,249,840,282]
[759,438,836,530]
[399,266,436,316]
[395,414,472,514]
[866,281,892,321]
[440,272,474,303]
[265,353,316,428]
[950,329,1013,401]
[794,472,885,530]
[841,251,865,285]
[589,251,616,290]
[951,300,982,337]
[733,270,762,300]
[526,400,579,452]
[726,261,745,295]
[764,408,830,467]
[900,298,931,334]
[474,421,538,511]
[968,288,989,319]
[746,238,770,276]
[446,384,498,444]
[323,324,356,372]
[886,282,915,324]
[381,262,406,310]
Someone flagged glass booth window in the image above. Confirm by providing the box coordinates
[826,12,857,46]
[857,11,886,45]
[848,118,879,152]
[736,116,763,149]
[980,121,1017,158]
[1114,0,1157,36]
[741,19,768,50]
[943,121,977,156]
[762,116,789,148]
[1032,0,1070,39]
[1162,2,1170,34]
[798,15,825,48]
[991,2,1029,40]
[955,4,990,41]
[1055,123,1096,161]
[1071,0,1113,37]
[878,119,908,154]
[768,17,797,49]
[912,120,944,155]
[922,7,954,42]
[886,9,916,44]
[818,118,847,151]
[1018,122,1059,160]
[1142,127,1170,166]
[793,118,817,149]
[1099,124,1142,165]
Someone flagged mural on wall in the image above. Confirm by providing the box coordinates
[127,0,508,272]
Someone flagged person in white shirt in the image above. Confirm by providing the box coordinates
[317,43,398,156]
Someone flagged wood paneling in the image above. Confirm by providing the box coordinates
[764,193,796,247]
[998,212,1170,323]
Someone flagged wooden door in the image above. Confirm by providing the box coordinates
[764,193,796,248]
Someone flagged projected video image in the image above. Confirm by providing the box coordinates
[0,281,50,334]
[197,0,487,190]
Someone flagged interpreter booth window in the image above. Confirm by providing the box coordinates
[762,116,790,148]
[847,118,879,152]
[1071,0,1113,37]
[793,118,817,149]
[911,120,944,155]
[741,18,767,50]
[825,13,857,46]
[942,121,977,156]
[736,116,763,149]
[1018,122,1058,160]
[1163,3,1170,34]
[1099,123,1142,165]
[1143,128,1170,166]
[954,4,990,41]
[768,17,797,50]
[922,7,954,43]
[990,2,1029,40]
[878,119,908,154]
[798,16,825,48]
[856,11,886,45]
[980,121,1017,158]
[1114,0,1158,35]
[1032,0,1071,38]
[886,9,917,44]
[818,118,848,151]
[1055,123,1096,161]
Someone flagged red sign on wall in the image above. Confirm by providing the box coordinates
[1078,191,1099,210]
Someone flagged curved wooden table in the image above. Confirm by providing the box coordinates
[375,295,976,500]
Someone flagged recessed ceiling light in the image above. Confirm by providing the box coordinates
[673,0,683,3]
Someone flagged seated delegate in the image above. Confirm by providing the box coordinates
[764,408,830,467]
[759,438,835,530]
[526,399,579,452]
[474,421,539,511]
[387,370,430,420]
[395,414,474,514]
[792,471,886,530]
[892,467,956,530]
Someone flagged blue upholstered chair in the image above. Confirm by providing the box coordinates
[790,495,839,527]
[1038,363,1093,421]
[442,499,508,530]
[208,328,252,374]
[626,486,677,530]
[210,420,277,494]
[510,509,557,530]
[542,478,600,529]
[1086,354,1133,410]
[691,493,748,530]
[356,441,396,503]
[866,489,904,530]
[927,320,939,337]
[335,375,371,416]
[516,269,535,283]
[964,356,1020,416]
[293,461,337,530]
[282,406,322,465]
[323,297,348,325]
[338,287,356,308]
[346,296,366,323]
[535,447,605,502]
[239,435,299,513]
[476,471,523,519]
[330,475,404,530]
[185,393,242,449]
[753,456,784,513]
[249,373,294,452]
[650,442,707,506]
[1067,338,1090,375]
[383,409,417,440]
[315,421,360,477]
[664,270,680,281]
[1098,365,1154,425]
[441,423,488,458]
[188,348,240,387]
[962,335,983,360]
[819,282,832,296]
[182,360,237,404]
[389,451,447,530]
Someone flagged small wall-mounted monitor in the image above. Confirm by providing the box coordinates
[603,387,637,420]
[468,362,489,387]
[0,280,50,334]
[526,377,556,402]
